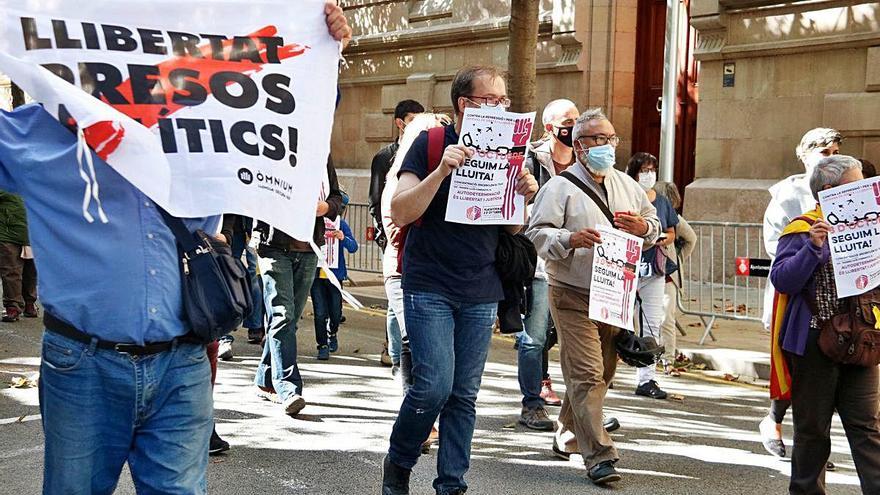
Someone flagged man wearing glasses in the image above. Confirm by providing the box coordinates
[526,108,660,485]
[382,65,538,495]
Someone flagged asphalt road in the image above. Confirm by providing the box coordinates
[0,305,865,494]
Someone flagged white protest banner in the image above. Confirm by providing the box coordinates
[818,176,880,297]
[445,106,535,225]
[588,224,643,330]
[0,0,338,241]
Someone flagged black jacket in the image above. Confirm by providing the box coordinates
[254,156,343,252]
[368,141,399,250]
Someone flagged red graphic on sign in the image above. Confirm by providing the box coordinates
[107,26,307,128]
[856,275,869,290]
[466,205,482,221]
[735,257,751,276]
[873,182,880,206]
[511,118,533,147]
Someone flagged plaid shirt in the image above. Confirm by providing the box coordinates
[810,261,846,329]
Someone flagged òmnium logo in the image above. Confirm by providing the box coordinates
[238,168,254,185]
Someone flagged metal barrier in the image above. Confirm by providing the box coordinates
[676,221,767,345]
[343,202,383,274]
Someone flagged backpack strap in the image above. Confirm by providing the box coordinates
[426,126,445,174]
[559,171,615,224]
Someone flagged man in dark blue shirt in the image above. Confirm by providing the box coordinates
[381,65,538,495]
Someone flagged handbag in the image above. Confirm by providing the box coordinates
[495,231,538,334]
[817,288,880,367]
[159,208,254,343]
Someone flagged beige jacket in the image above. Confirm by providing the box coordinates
[526,164,660,293]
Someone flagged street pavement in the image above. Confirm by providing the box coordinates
[0,305,865,494]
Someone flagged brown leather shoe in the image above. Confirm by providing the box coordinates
[23,303,38,318]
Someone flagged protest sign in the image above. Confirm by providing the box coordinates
[445,106,535,225]
[0,0,339,242]
[322,217,341,270]
[818,176,880,297]
[588,224,643,330]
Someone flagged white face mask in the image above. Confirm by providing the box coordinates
[638,171,657,190]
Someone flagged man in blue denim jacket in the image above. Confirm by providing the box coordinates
[0,5,352,493]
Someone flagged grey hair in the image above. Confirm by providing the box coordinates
[573,107,608,141]
[542,99,577,125]
[796,127,842,161]
[809,155,862,201]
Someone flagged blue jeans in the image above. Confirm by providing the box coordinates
[518,278,550,408]
[388,291,496,494]
[39,330,212,494]
[254,248,317,400]
[310,276,342,347]
[231,233,265,331]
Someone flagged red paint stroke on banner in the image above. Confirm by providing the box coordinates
[107,26,307,128]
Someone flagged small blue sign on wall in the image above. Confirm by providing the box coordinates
[723,62,736,87]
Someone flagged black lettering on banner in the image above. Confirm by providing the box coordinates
[21,18,51,50]
[229,36,262,63]
[260,124,285,161]
[210,72,259,109]
[288,127,298,167]
[230,121,260,156]
[41,63,75,85]
[137,28,168,55]
[52,19,82,49]
[102,24,138,52]
[176,118,207,152]
[158,118,177,153]
[258,36,284,63]
[128,64,165,104]
[79,62,127,104]
[168,68,208,106]
[82,23,101,50]
[200,34,227,60]
[168,31,204,58]
[208,120,229,152]
[263,74,295,115]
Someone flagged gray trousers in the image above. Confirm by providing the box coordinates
[788,329,880,495]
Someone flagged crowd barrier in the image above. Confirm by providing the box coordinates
[344,204,769,346]
[676,221,768,345]
[343,202,383,274]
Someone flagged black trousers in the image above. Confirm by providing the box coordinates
[787,329,880,495]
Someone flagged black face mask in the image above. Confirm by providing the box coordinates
[554,126,574,148]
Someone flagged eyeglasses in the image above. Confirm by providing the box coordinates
[577,135,620,147]
[464,95,512,109]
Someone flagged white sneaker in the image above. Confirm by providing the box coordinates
[217,340,233,361]
[283,394,306,417]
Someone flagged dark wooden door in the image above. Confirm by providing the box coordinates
[632,0,699,193]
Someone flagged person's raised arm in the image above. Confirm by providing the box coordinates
[390,144,472,226]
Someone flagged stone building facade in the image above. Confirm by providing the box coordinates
[685,0,880,221]
[334,0,643,200]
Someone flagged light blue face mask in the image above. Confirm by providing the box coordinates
[581,144,616,171]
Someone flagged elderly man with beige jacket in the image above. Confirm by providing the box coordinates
[526,108,660,486]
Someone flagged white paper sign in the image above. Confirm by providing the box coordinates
[818,176,880,297]
[588,224,643,330]
[445,107,535,225]
[0,0,338,241]
[322,216,341,270]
